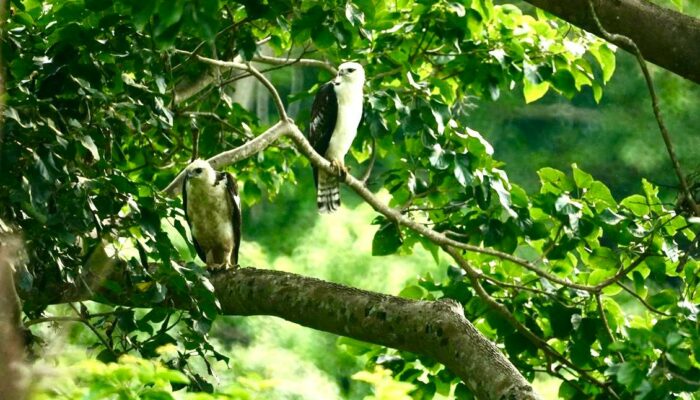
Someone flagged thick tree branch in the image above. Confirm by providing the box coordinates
[523,0,700,84]
[44,267,541,400]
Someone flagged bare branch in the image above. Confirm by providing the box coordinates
[616,282,671,317]
[173,68,222,105]
[174,49,289,122]
[162,121,291,196]
[24,316,85,327]
[253,54,337,74]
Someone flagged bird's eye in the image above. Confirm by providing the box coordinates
[194,168,203,174]
[347,68,356,73]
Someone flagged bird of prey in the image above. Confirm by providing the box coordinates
[182,159,241,270]
[308,62,365,213]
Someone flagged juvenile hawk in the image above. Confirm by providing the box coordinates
[182,159,241,270]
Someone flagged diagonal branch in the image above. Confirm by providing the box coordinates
[162,121,291,195]
[165,73,649,295]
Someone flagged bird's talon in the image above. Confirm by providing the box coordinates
[329,160,348,179]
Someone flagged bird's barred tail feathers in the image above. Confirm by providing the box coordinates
[317,170,341,213]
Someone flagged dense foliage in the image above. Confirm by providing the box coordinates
[2,0,699,399]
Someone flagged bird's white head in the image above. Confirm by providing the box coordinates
[186,159,216,185]
[334,62,365,88]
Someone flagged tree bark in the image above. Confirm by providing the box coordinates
[523,0,700,84]
[43,267,541,400]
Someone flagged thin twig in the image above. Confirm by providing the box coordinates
[587,0,699,216]
[616,282,671,317]
[360,136,377,184]
[191,128,200,162]
[595,293,625,362]
[676,232,700,273]
[173,49,289,121]
[25,316,85,327]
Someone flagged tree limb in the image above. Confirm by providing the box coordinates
[45,266,541,400]
[523,0,700,84]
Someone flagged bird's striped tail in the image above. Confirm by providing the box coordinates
[317,170,341,213]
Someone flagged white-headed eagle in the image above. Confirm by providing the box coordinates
[308,62,365,213]
[182,159,241,270]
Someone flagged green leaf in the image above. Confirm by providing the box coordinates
[614,362,645,389]
[666,350,692,370]
[572,164,593,189]
[312,28,336,49]
[398,285,428,299]
[558,381,578,399]
[537,167,574,194]
[599,208,624,225]
[597,45,616,83]
[523,79,549,103]
[647,289,678,310]
[589,247,618,270]
[372,222,403,256]
[155,369,190,384]
[584,181,617,210]
[550,69,576,96]
[621,194,650,217]
[453,154,472,186]
[80,135,101,161]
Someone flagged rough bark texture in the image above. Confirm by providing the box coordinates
[524,0,700,84]
[42,266,541,400]
[214,268,540,400]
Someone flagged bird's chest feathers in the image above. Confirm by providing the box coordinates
[186,181,233,246]
[327,87,363,160]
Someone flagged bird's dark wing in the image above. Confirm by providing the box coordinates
[182,175,206,263]
[224,172,242,266]
[308,82,337,187]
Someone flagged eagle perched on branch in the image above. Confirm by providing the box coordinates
[308,62,365,213]
[182,159,241,270]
